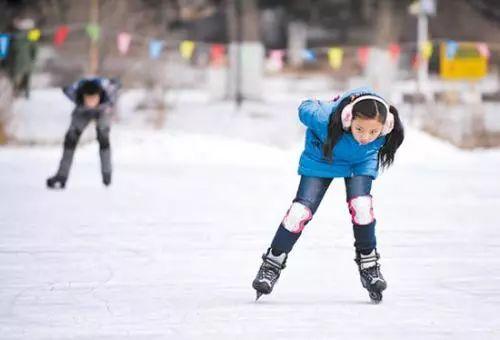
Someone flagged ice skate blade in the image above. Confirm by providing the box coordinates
[255,291,263,301]
[47,184,65,190]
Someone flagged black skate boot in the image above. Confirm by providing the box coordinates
[355,249,387,303]
[252,248,287,300]
[46,174,67,189]
[102,172,112,186]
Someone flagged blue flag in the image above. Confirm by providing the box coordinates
[446,40,459,59]
[149,39,164,59]
[302,49,316,62]
[0,34,10,59]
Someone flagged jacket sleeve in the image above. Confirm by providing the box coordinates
[99,78,121,105]
[298,99,333,139]
[62,80,81,103]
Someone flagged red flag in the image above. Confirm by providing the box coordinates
[210,44,226,66]
[357,47,370,67]
[54,25,69,47]
[389,43,401,62]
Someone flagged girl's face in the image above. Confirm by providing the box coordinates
[83,94,100,108]
[351,116,383,145]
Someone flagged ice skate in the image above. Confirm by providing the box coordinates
[252,248,287,300]
[355,249,387,303]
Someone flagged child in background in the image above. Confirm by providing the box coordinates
[46,77,120,189]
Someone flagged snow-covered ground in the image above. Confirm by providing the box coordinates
[1,81,500,339]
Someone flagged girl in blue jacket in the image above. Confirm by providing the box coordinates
[252,87,404,302]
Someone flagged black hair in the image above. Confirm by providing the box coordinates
[76,80,104,105]
[378,104,404,168]
[322,96,404,169]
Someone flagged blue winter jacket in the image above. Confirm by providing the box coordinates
[297,87,387,179]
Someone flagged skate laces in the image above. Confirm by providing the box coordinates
[360,258,383,281]
[363,263,381,279]
[259,261,280,282]
[258,252,285,282]
[356,251,382,277]
[262,250,287,269]
[356,250,379,266]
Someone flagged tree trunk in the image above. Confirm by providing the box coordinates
[0,73,14,144]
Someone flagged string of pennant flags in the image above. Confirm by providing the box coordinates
[0,23,495,70]
[0,24,220,62]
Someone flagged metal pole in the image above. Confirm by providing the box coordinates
[235,0,243,108]
[417,0,429,95]
[88,0,99,75]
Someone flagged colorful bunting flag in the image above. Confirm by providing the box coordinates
[117,32,131,55]
[357,46,370,67]
[267,49,285,71]
[421,41,433,60]
[446,40,458,59]
[0,34,10,59]
[149,39,163,59]
[180,40,195,60]
[328,47,343,70]
[210,44,226,66]
[86,23,100,42]
[477,43,490,59]
[53,25,69,47]
[389,43,401,62]
[27,29,41,42]
[301,49,316,62]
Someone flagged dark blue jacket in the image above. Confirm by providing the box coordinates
[62,77,120,107]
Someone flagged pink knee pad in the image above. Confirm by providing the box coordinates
[282,202,313,234]
[348,195,374,225]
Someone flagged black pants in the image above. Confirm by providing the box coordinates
[55,108,111,179]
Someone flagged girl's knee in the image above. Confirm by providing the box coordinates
[282,202,313,234]
[348,195,374,225]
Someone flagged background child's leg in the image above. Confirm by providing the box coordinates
[96,112,112,179]
[344,175,376,254]
[270,176,332,254]
[56,111,91,178]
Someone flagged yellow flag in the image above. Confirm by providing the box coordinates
[27,29,41,42]
[180,40,195,60]
[421,41,433,60]
[328,47,343,69]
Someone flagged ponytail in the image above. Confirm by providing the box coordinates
[322,96,351,161]
[378,105,404,169]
